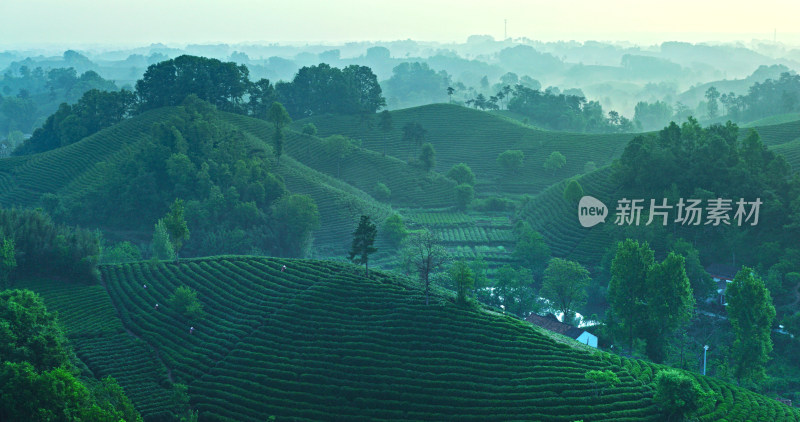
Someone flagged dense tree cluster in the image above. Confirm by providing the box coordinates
[276,63,385,118]
[633,100,673,131]
[15,89,136,154]
[16,56,385,155]
[607,239,694,363]
[0,289,141,421]
[611,118,799,266]
[136,55,251,112]
[383,62,450,109]
[0,63,118,136]
[0,207,99,283]
[712,72,800,121]
[507,85,635,133]
[61,96,316,258]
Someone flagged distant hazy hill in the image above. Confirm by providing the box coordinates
[677,64,794,110]
[20,256,798,421]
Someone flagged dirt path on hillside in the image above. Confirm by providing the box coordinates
[101,280,175,384]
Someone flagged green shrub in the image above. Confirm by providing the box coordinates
[382,214,407,247]
[563,179,584,204]
[169,285,204,320]
[473,196,513,211]
[497,150,524,172]
[454,184,474,210]
[374,182,391,202]
[446,163,475,186]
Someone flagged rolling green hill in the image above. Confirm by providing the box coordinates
[772,138,800,172]
[518,118,800,267]
[517,167,618,265]
[220,112,457,209]
[0,105,407,257]
[743,113,800,128]
[297,103,634,196]
[18,256,798,421]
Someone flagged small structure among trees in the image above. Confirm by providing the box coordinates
[526,313,597,348]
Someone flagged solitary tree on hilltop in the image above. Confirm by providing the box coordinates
[653,369,709,421]
[497,150,524,173]
[447,163,475,186]
[402,122,426,157]
[563,179,584,204]
[447,86,454,103]
[349,215,378,277]
[151,220,176,261]
[705,86,720,119]
[267,102,291,164]
[449,260,474,304]
[419,142,436,172]
[162,198,190,257]
[402,229,449,305]
[324,135,358,178]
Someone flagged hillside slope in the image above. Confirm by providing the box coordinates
[518,118,800,267]
[297,103,634,196]
[221,112,457,209]
[19,257,800,421]
[0,105,400,256]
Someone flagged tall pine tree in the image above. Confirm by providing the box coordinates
[348,215,377,277]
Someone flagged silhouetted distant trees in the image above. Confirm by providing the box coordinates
[709,72,800,122]
[504,85,634,133]
[15,56,385,155]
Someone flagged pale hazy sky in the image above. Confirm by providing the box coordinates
[2,0,799,49]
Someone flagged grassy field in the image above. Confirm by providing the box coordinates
[16,257,798,421]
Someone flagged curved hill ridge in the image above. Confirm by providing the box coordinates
[298,103,635,196]
[20,256,798,421]
[0,105,401,255]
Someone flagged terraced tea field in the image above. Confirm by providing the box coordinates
[18,257,797,421]
[748,119,800,147]
[400,210,517,272]
[18,278,175,420]
[297,103,634,196]
[518,167,618,265]
[221,112,457,208]
[771,138,800,172]
[0,108,177,207]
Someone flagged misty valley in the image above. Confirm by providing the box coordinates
[2,24,800,422]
